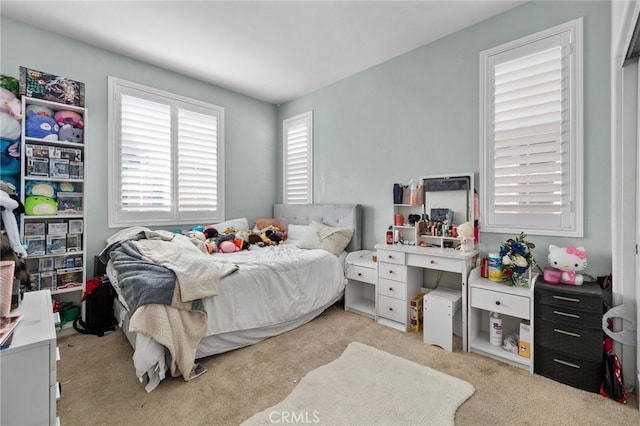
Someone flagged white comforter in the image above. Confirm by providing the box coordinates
[201,241,346,336]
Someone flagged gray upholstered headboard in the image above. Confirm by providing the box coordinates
[273,204,362,252]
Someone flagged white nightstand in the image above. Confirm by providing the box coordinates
[344,250,377,319]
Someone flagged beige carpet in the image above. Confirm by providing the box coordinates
[56,303,639,426]
[242,342,474,425]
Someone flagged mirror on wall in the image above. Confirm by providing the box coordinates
[419,173,474,227]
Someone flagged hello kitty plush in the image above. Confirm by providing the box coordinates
[545,244,588,285]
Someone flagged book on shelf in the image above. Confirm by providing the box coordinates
[0,314,22,348]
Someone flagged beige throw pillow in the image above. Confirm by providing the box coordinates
[298,221,354,255]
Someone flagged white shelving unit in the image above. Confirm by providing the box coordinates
[467,267,536,372]
[19,96,87,332]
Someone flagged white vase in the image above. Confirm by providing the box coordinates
[0,260,16,317]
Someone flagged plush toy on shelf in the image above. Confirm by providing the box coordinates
[58,124,83,143]
[54,110,83,128]
[457,221,475,252]
[0,87,22,120]
[25,110,59,140]
[545,244,588,285]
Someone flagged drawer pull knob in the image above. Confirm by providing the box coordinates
[553,328,581,338]
[495,301,501,306]
[389,287,394,291]
[357,273,362,276]
[553,310,580,319]
[553,358,580,369]
[430,260,435,264]
[553,295,580,303]
[388,255,393,259]
[388,307,393,311]
[389,270,394,274]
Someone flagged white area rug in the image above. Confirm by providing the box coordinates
[242,342,475,425]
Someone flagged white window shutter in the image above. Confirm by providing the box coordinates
[480,18,583,237]
[284,111,313,204]
[108,77,224,227]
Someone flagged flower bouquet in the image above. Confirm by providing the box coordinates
[499,233,536,287]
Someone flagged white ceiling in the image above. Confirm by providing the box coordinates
[1,1,526,105]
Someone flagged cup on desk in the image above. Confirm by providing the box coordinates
[395,214,403,226]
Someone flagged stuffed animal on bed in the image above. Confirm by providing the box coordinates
[218,240,238,253]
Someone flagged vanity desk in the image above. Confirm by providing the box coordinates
[373,243,478,350]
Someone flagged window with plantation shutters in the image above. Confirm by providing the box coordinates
[480,18,583,237]
[108,77,224,227]
[283,111,313,204]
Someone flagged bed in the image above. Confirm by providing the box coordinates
[100,203,362,392]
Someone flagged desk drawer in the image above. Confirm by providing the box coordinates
[407,253,460,273]
[471,287,530,319]
[378,263,407,282]
[378,295,407,324]
[535,283,602,312]
[377,250,405,265]
[345,265,377,284]
[378,277,407,300]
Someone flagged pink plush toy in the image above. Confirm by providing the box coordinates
[218,240,239,253]
[54,110,84,129]
[0,88,21,120]
[545,244,588,285]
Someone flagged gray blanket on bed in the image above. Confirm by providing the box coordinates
[110,242,203,314]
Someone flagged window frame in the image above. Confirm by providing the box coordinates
[479,18,583,237]
[107,76,225,228]
[283,111,313,204]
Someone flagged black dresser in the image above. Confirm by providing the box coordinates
[534,280,609,393]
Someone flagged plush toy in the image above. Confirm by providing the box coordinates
[545,244,588,285]
[58,124,84,143]
[25,104,54,117]
[218,240,239,253]
[54,110,84,128]
[25,180,56,197]
[0,87,21,120]
[0,112,21,140]
[25,111,59,140]
[0,182,27,257]
[457,221,475,252]
[1,139,20,176]
[25,195,58,215]
[203,226,219,239]
[57,182,75,192]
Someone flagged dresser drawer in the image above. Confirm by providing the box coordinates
[535,303,601,328]
[378,277,407,300]
[377,295,407,324]
[535,318,603,362]
[345,264,377,284]
[471,287,530,319]
[534,347,603,393]
[407,253,460,273]
[535,283,602,312]
[378,263,407,282]
[377,250,405,265]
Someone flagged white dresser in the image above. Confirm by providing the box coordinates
[1,290,59,426]
[344,250,378,319]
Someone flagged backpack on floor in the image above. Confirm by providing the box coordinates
[73,275,117,337]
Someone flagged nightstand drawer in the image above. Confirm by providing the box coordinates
[471,287,530,319]
[345,264,377,284]
[377,250,405,265]
[378,277,407,300]
[378,295,407,324]
[378,263,407,282]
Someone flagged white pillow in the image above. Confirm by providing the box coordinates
[287,224,309,241]
[297,221,354,255]
[211,217,250,232]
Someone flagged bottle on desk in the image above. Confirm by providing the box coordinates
[489,312,503,346]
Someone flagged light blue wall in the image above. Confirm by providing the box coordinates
[278,1,612,276]
[1,17,278,275]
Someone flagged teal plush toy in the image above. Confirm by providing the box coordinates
[25,195,58,215]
